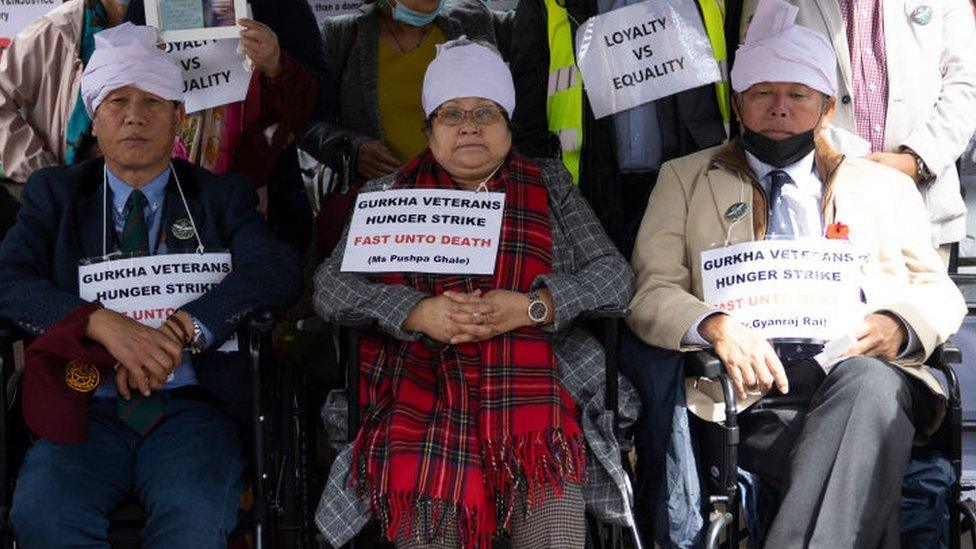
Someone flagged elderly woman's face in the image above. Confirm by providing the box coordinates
[427,97,512,186]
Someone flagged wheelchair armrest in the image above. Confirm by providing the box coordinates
[686,350,725,379]
[247,311,274,334]
[578,305,630,320]
[926,342,962,410]
[926,342,961,368]
[327,313,377,330]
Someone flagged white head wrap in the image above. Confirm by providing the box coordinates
[730,0,837,96]
[81,22,184,117]
[422,36,515,117]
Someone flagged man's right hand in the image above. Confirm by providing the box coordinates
[85,309,183,397]
[698,313,789,399]
[356,140,401,180]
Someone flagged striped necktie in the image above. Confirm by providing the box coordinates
[117,189,165,435]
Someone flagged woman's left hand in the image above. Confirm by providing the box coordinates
[445,290,531,344]
[238,18,282,78]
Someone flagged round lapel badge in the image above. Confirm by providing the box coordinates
[171,218,196,241]
[65,360,100,393]
[725,202,748,222]
[911,5,933,25]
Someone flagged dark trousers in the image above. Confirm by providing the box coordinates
[738,357,935,549]
[618,329,685,547]
[11,394,246,548]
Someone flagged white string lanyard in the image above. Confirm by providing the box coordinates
[474,161,505,194]
[101,163,205,257]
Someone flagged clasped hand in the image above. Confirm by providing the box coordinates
[403,289,535,345]
[85,309,196,400]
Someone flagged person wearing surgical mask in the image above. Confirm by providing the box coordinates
[299,0,511,257]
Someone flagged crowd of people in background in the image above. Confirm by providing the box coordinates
[0,0,972,547]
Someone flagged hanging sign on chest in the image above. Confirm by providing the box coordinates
[341,189,506,275]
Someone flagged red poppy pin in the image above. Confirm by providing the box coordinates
[826,222,849,240]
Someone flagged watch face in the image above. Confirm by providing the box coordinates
[529,300,548,322]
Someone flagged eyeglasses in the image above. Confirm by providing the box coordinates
[432,105,505,127]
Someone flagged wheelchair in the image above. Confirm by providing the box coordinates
[688,341,968,549]
[321,305,638,549]
[0,312,318,548]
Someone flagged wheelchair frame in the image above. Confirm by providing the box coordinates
[687,343,966,549]
[327,305,638,549]
[0,312,313,549]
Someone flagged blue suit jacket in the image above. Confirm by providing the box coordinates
[0,157,303,421]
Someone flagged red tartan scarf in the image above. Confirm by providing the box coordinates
[352,150,586,548]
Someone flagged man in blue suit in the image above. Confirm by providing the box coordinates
[0,23,302,547]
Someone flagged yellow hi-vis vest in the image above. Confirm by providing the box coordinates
[544,0,730,184]
[697,0,731,128]
[544,0,583,183]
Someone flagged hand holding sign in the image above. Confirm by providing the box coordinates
[238,18,281,78]
[85,308,183,398]
[698,313,789,399]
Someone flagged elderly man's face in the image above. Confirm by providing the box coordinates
[427,97,512,188]
[736,82,835,137]
[92,86,183,177]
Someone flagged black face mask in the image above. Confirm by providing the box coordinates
[740,127,816,168]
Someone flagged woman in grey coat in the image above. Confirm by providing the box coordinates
[313,39,638,549]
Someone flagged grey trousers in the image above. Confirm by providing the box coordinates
[737,356,935,549]
[395,483,586,549]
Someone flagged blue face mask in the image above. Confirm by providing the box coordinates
[391,0,446,27]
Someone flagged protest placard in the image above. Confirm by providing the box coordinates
[145,0,248,42]
[0,1,58,53]
[700,239,868,342]
[164,39,250,113]
[340,189,505,275]
[574,0,721,118]
[78,253,237,351]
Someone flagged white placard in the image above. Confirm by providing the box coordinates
[165,39,251,114]
[575,0,721,119]
[78,253,237,352]
[340,189,505,274]
[0,1,58,51]
[145,0,248,42]
[700,239,868,342]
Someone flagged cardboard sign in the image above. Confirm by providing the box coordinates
[340,189,505,274]
[145,0,248,42]
[0,1,58,52]
[575,0,721,118]
[78,253,237,351]
[700,239,868,342]
[165,39,250,113]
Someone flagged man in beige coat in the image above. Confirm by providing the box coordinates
[628,0,965,546]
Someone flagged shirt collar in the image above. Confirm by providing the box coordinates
[106,166,171,215]
[744,150,819,194]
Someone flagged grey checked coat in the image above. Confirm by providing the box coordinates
[313,159,640,547]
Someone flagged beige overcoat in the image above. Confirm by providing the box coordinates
[627,138,966,436]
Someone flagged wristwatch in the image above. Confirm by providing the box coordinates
[903,147,935,185]
[526,290,550,326]
[188,316,205,354]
